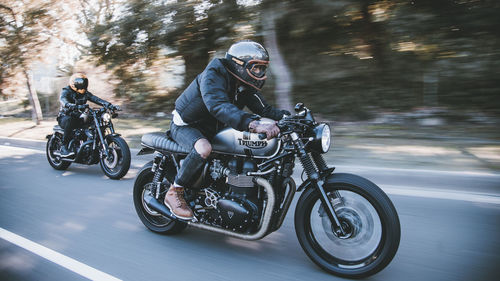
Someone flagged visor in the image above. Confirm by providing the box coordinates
[73,78,88,90]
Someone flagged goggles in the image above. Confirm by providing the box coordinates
[246,60,268,80]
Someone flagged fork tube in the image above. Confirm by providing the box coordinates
[94,112,109,157]
[291,132,345,236]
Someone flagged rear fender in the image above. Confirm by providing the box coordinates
[138,146,154,155]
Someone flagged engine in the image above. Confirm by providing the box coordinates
[197,157,261,232]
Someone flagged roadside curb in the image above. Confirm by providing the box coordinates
[2,136,499,177]
[0,136,143,154]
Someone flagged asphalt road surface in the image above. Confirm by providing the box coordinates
[1,141,499,281]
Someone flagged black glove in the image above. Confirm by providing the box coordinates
[105,103,117,110]
[282,110,291,116]
[249,120,280,140]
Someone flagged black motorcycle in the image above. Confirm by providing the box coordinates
[46,104,131,180]
[133,103,400,278]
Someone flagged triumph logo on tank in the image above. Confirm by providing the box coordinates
[238,138,267,149]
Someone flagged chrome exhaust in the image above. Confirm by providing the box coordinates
[188,177,275,241]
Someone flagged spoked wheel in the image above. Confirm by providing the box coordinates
[99,136,130,179]
[133,161,187,234]
[295,173,400,278]
[46,134,71,170]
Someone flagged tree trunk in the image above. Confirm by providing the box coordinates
[182,52,210,88]
[24,70,43,125]
[262,7,293,112]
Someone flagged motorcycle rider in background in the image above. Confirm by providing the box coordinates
[165,40,290,220]
[57,73,115,157]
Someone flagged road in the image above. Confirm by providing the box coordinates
[0,140,499,281]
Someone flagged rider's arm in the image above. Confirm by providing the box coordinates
[86,91,110,107]
[200,67,259,131]
[59,88,76,109]
[242,90,290,121]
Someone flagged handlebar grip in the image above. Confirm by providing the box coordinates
[258,133,267,140]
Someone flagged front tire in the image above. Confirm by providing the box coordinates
[133,161,187,234]
[295,173,400,278]
[99,136,130,179]
[46,134,71,170]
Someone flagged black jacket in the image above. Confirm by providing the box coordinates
[175,58,287,132]
[58,86,109,117]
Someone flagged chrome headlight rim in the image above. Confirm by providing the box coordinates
[313,123,331,153]
[102,112,111,123]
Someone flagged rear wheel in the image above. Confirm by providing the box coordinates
[99,136,130,179]
[133,161,187,234]
[46,134,71,170]
[295,173,400,278]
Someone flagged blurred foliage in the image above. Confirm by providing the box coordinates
[2,0,499,121]
[275,0,500,119]
[85,0,257,112]
[0,0,56,98]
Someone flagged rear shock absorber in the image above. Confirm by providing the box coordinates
[151,152,166,198]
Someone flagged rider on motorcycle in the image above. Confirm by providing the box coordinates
[57,73,115,157]
[165,40,290,220]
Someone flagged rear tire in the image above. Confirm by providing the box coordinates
[46,134,71,170]
[295,173,400,278]
[133,161,187,234]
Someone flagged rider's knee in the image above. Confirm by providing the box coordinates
[194,138,212,159]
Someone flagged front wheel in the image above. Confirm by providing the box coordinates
[133,161,187,234]
[99,136,130,179]
[46,134,71,170]
[295,173,400,278]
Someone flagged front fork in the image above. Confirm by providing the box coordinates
[291,133,346,237]
[94,112,110,158]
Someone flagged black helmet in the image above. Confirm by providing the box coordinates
[225,40,269,90]
[69,73,88,92]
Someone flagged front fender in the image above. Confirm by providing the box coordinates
[104,133,121,142]
[298,171,378,193]
[325,172,380,190]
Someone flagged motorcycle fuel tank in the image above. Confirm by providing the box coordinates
[212,127,280,158]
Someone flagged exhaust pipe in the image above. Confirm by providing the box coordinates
[188,177,275,241]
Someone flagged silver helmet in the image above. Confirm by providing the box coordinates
[225,40,269,90]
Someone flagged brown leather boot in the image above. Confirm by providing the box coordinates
[164,185,194,220]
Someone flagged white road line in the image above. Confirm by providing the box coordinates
[2,140,500,204]
[381,185,500,204]
[0,227,122,281]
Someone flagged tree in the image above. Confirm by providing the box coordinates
[86,0,249,112]
[0,0,58,123]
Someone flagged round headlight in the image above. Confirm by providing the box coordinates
[320,124,331,153]
[313,123,331,153]
[102,112,111,123]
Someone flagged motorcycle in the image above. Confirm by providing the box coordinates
[46,104,131,180]
[133,103,400,278]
